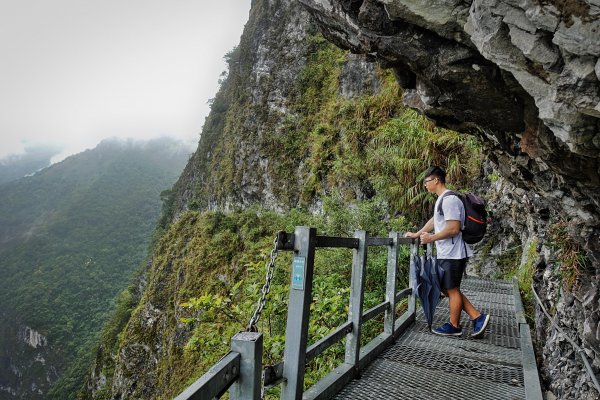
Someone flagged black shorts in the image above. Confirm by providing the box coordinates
[438,258,467,290]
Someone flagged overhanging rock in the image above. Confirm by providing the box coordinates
[299,0,600,260]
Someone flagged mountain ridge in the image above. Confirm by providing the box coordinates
[0,136,191,400]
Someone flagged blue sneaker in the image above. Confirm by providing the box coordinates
[432,322,462,336]
[471,313,490,338]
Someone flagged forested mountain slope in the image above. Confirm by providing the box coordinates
[0,137,191,399]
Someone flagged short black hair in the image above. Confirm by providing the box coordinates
[423,166,446,184]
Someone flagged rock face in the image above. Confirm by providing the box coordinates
[297,0,600,398]
[0,322,58,400]
[165,0,384,219]
[22,326,48,349]
[167,0,317,214]
[469,161,600,398]
[298,0,600,251]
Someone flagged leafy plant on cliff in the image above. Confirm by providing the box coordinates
[548,221,589,289]
[100,195,411,399]
[169,30,483,222]
[367,109,482,219]
[283,35,482,220]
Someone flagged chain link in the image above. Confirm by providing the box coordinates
[247,234,279,332]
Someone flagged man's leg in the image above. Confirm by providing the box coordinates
[447,289,481,326]
[444,258,470,327]
[436,259,490,337]
[446,288,463,328]
[433,259,466,336]
[460,292,480,320]
[458,288,490,338]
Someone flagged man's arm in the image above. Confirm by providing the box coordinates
[404,218,434,239]
[420,220,461,244]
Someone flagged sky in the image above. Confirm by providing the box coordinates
[0,0,251,162]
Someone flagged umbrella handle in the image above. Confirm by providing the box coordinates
[418,238,425,253]
[422,242,431,257]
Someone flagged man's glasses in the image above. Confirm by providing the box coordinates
[423,178,437,185]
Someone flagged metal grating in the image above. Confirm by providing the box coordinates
[428,301,517,324]
[416,310,520,338]
[395,329,522,365]
[382,344,524,386]
[461,278,514,293]
[334,359,526,400]
[411,321,521,349]
[410,280,522,348]
[333,276,529,399]
[463,292,515,306]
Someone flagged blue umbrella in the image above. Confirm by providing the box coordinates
[414,252,444,330]
[409,253,419,296]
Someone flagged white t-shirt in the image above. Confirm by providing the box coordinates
[434,190,473,259]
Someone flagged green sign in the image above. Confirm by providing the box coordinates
[292,256,306,290]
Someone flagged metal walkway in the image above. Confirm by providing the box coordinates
[334,277,532,400]
[175,228,542,400]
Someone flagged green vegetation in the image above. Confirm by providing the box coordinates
[486,172,501,183]
[507,239,538,324]
[492,243,523,281]
[549,221,589,289]
[520,239,539,324]
[103,198,413,399]
[490,237,538,325]
[0,138,190,399]
[163,32,483,225]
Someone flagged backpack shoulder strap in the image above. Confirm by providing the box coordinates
[436,190,460,216]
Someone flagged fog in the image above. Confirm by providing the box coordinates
[0,0,251,162]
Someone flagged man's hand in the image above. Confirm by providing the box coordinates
[404,218,434,240]
[420,232,434,244]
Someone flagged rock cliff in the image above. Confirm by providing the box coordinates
[298,0,600,255]
[298,0,600,397]
[165,0,385,218]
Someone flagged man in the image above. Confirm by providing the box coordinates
[405,166,489,338]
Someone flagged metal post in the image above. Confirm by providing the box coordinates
[408,241,418,315]
[345,230,367,368]
[384,232,399,335]
[281,227,317,400]
[230,332,263,400]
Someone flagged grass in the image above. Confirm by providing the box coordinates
[548,221,589,290]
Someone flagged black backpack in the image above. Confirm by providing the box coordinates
[437,191,487,244]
